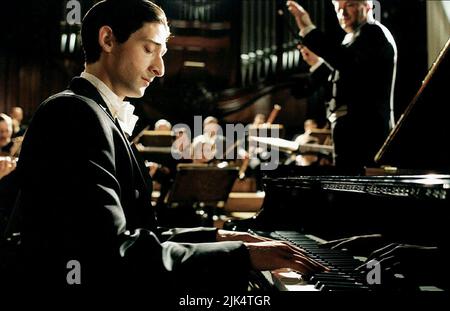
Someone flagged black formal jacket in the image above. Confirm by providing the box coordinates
[304,21,397,167]
[9,77,250,290]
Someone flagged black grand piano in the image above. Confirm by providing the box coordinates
[225,39,450,292]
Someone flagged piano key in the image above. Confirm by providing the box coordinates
[265,231,371,291]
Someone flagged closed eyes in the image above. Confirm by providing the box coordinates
[144,46,154,54]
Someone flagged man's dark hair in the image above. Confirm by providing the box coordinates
[81,0,168,64]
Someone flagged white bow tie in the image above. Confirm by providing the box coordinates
[115,101,139,136]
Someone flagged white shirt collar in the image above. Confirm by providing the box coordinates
[342,21,367,46]
[80,71,139,136]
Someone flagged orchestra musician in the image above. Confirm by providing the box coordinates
[153,118,172,131]
[244,105,283,177]
[5,0,326,289]
[252,113,266,126]
[9,106,27,138]
[0,113,14,156]
[0,114,19,235]
[0,113,23,158]
[191,116,248,165]
[293,119,321,166]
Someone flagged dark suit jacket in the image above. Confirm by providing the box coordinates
[304,21,397,168]
[9,77,250,290]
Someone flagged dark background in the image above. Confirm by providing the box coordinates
[0,0,430,138]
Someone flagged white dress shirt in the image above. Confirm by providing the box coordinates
[81,71,139,136]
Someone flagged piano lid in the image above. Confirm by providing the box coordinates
[375,38,450,172]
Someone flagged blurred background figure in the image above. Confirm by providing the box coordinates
[0,114,19,233]
[0,155,18,236]
[192,116,222,163]
[294,119,319,145]
[154,118,172,131]
[9,106,27,138]
[192,116,248,165]
[294,119,320,166]
[172,126,191,159]
[146,118,176,206]
[0,113,14,156]
[252,113,266,126]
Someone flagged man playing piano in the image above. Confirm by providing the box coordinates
[287,0,397,169]
[5,0,326,290]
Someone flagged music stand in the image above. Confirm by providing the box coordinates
[248,124,285,139]
[309,129,332,145]
[167,164,239,205]
[135,130,175,148]
[134,130,177,165]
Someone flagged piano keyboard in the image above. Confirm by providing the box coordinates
[256,231,370,292]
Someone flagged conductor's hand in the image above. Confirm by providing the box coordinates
[0,157,17,180]
[245,241,329,275]
[320,234,386,257]
[299,46,320,67]
[286,1,313,31]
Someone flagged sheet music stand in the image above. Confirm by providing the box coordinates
[134,130,175,148]
[167,164,239,205]
[309,129,332,146]
[134,130,177,165]
[167,163,239,226]
[248,124,285,139]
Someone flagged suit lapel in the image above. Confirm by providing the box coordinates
[68,77,149,188]
[113,117,150,188]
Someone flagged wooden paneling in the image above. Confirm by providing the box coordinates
[0,54,72,122]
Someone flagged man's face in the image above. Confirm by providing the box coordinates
[333,1,370,33]
[107,22,169,98]
[204,123,220,137]
[0,121,12,147]
[10,108,23,122]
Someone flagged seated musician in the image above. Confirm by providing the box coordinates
[247,113,267,176]
[146,118,174,178]
[153,118,172,131]
[0,113,14,156]
[294,119,320,166]
[145,118,180,213]
[0,115,19,232]
[293,119,332,166]
[192,116,248,165]
[253,113,266,126]
[9,106,27,138]
[192,116,222,164]
[172,126,191,159]
[0,156,18,235]
[0,112,19,235]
